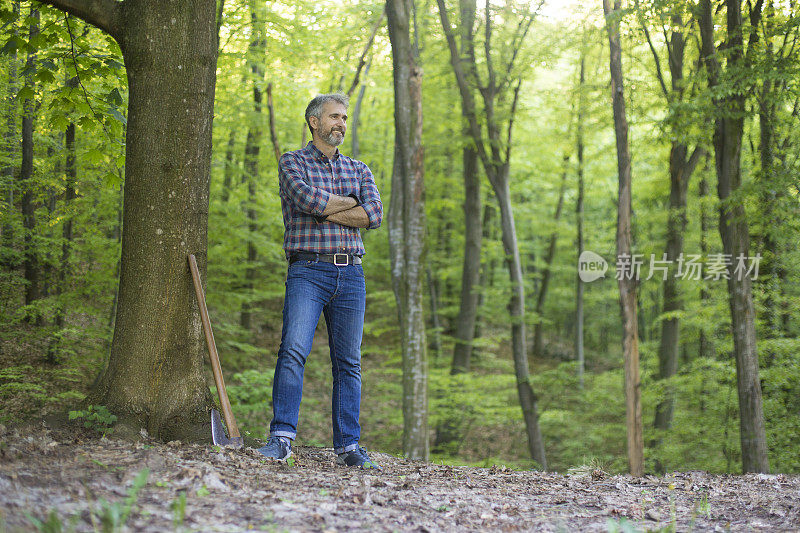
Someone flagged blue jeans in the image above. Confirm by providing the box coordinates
[269,260,366,454]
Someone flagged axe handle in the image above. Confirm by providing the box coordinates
[188,254,241,440]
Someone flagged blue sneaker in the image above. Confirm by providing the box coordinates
[257,436,292,460]
[337,446,381,470]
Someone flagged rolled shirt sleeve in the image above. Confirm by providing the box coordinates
[279,152,330,216]
[358,162,383,230]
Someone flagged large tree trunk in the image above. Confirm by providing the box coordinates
[386,0,428,461]
[38,0,221,441]
[604,0,643,477]
[699,0,769,474]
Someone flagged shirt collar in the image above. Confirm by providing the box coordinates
[305,141,340,161]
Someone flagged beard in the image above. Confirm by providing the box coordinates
[321,126,345,146]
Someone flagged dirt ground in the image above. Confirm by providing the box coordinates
[1,423,798,532]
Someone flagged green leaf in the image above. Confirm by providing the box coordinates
[103,172,122,187]
[108,106,127,125]
[35,69,56,84]
[78,116,98,131]
[16,86,34,101]
[84,148,105,166]
[50,114,70,132]
[0,36,21,56]
[108,88,123,106]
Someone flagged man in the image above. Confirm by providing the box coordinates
[257,93,383,469]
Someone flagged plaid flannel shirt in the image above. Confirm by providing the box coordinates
[279,142,383,258]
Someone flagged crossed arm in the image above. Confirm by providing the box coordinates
[279,153,381,230]
[321,195,371,228]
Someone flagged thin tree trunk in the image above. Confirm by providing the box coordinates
[1,0,20,255]
[473,200,495,353]
[350,56,371,160]
[698,172,715,359]
[452,144,481,374]
[451,0,480,373]
[604,0,643,477]
[436,0,546,470]
[346,12,384,98]
[494,173,547,470]
[55,77,79,330]
[647,13,705,445]
[266,82,281,162]
[426,265,442,362]
[387,0,428,461]
[699,0,769,473]
[652,142,688,446]
[240,0,264,332]
[221,129,236,203]
[533,154,569,358]
[575,51,586,388]
[756,6,786,339]
[107,181,123,332]
[20,7,40,310]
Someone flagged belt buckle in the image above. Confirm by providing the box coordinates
[333,253,348,266]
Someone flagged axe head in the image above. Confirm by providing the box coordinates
[211,409,244,448]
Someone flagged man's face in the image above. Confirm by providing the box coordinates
[312,101,347,147]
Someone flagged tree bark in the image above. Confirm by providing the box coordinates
[386,0,428,461]
[603,0,643,477]
[39,0,220,441]
[699,0,770,473]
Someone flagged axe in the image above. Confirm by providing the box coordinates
[188,254,243,448]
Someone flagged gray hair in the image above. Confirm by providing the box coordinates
[305,93,349,134]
